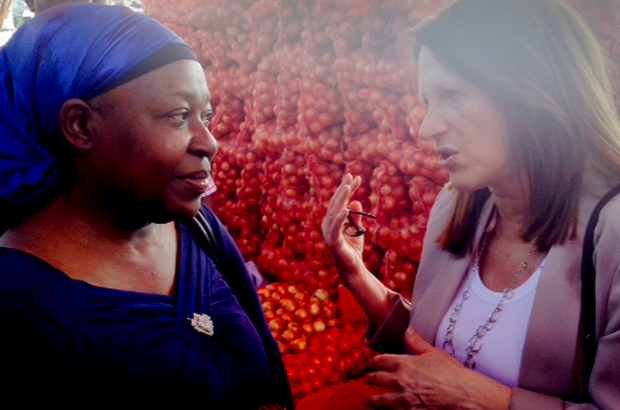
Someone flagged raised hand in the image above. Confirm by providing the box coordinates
[321,173,366,283]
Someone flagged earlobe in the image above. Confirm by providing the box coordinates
[59,98,94,151]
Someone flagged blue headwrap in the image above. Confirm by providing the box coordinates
[0,3,196,224]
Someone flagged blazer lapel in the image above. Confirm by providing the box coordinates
[410,194,496,346]
[519,239,582,397]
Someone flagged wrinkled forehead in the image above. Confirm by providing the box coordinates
[91,59,210,109]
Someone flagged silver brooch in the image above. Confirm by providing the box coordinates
[188,313,214,336]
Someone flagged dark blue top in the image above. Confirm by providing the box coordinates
[0,208,291,409]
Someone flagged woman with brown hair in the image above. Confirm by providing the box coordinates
[323,0,620,408]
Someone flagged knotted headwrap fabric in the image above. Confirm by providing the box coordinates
[0,3,196,224]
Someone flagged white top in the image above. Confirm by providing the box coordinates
[434,258,546,387]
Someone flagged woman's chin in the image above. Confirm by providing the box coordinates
[447,177,487,193]
[141,199,203,225]
[170,201,203,220]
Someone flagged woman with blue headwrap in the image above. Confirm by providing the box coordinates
[0,4,291,409]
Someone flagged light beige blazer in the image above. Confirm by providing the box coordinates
[368,173,620,409]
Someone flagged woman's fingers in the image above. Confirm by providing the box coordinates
[330,174,362,210]
[323,174,364,242]
[362,391,405,409]
[347,200,364,231]
[327,173,352,210]
[368,354,404,373]
[365,371,400,389]
[322,203,348,245]
[325,176,350,229]
[350,174,362,194]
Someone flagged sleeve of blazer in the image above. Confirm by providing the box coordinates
[365,185,455,354]
[366,292,411,353]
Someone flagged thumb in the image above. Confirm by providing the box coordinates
[404,327,435,355]
[347,200,364,228]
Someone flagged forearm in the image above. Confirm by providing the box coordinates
[510,388,565,410]
[340,263,395,330]
[456,371,512,410]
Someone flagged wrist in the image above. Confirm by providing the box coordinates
[331,252,367,282]
[460,372,512,410]
[338,262,372,288]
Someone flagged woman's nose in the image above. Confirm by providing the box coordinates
[191,119,218,161]
[418,106,448,141]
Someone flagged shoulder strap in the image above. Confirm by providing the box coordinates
[581,184,620,400]
[186,210,294,408]
[188,209,221,267]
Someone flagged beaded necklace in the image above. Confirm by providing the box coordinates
[442,234,535,369]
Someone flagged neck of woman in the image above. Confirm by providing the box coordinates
[1,192,168,252]
[488,183,531,244]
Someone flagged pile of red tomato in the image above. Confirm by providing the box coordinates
[142,0,620,404]
[258,283,375,400]
[143,0,452,298]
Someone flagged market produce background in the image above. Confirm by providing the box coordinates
[142,0,620,405]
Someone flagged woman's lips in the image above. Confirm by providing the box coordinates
[178,171,211,194]
[181,177,211,193]
[436,148,457,169]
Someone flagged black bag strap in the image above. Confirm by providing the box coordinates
[581,184,620,400]
[188,209,221,267]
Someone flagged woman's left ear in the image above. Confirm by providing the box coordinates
[59,98,95,151]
